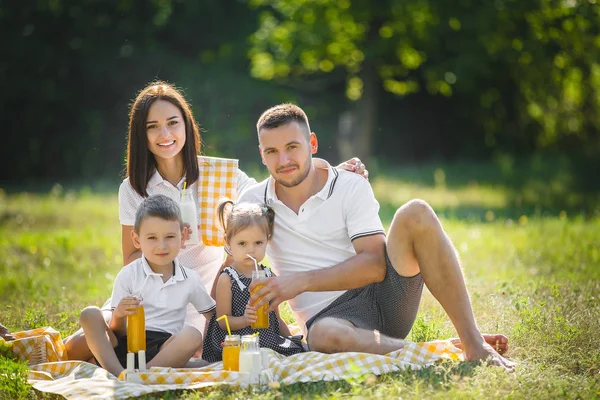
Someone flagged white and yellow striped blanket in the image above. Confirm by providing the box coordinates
[11,327,464,399]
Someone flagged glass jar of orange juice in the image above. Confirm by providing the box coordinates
[222,335,241,371]
[127,300,146,353]
[250,270,269,329]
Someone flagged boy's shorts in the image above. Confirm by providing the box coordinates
[305,246,424,343]
[114,330,172,369]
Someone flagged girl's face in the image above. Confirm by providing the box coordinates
[228,224,269,271]
[146,99,186,163]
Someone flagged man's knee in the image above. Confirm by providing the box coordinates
[308,319,355,353]
[394,199,438,231]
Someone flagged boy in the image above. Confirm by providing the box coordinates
[80,194,215,377]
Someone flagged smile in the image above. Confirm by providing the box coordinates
[157,141,175,147]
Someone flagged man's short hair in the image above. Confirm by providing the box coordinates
[256,103,311,138]
[134,194,183,233]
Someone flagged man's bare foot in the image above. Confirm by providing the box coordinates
[450,334,509,355]
[463,341,516,371]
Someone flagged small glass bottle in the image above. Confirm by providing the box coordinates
[239,335,261,384]
[250,270,269,329]
[222,334,241,372]
[180,189,199,246]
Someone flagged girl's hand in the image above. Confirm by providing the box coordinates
[244,304,257,326]
[114,296,140,319]
[337,157,368,180]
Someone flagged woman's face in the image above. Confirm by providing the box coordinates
[146,99,186,163]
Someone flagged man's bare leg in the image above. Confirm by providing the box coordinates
[387,199,514,370]
[148,326,203,368]
[308,318,409,354]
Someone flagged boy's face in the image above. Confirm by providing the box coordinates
[132,216,184,270]
[227,224,269,270]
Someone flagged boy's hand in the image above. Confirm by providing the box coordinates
[243,304,257,326]
[114,296,141,319]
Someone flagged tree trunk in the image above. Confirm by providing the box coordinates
[337,63,377,164]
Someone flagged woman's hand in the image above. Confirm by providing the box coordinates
[337,157,368,180]
[114,296,140,319]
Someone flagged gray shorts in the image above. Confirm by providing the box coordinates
[305,246,424,340]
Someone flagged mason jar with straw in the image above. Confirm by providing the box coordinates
[217,315,240,371]
[247,255,269,329]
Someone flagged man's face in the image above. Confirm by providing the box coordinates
[258,121,317,188]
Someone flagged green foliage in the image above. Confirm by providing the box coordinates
[249,0,600,160]
[0,356,31,400]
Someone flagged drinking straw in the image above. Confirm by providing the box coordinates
[247,254,259,273]
[217,315,231,336]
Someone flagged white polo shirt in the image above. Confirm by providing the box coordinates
[239,159,385,331]
[110,257,216,335]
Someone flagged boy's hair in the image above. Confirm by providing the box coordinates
[134,194,183,233]
[126,81,201,198]
[256,103,311,139]
[216,199,275,242]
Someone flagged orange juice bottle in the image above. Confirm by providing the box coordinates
[250,270,269,329]
[222,335,241,371]
[127,303,146,353]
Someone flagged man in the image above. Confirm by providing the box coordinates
[240,103,514,370]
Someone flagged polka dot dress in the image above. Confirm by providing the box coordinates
[202,265,305,363]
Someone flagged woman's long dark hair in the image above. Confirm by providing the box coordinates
[126,81,200,197]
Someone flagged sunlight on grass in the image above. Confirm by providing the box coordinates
[372,178,508,211]
[1,175,599,399]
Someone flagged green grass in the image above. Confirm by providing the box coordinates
[1,165,600,399]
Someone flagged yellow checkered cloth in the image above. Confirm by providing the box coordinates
[21,327,464,400]
[197,156,238,246]
[10,327,67,365]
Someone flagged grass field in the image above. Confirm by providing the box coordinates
[1,164,599,399]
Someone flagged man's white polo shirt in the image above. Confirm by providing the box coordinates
[239,159,385,332]
[110,256,216,335]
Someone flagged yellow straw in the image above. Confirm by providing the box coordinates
[217,315,231,336]
[181,181,187,201]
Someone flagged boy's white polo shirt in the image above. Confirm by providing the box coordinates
[110,256,216,335]
[239,159,385,331]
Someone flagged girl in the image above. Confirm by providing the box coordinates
[202,200,304,362]
[65,81,366,361]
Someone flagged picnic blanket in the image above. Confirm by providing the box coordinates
[13,327,464,399]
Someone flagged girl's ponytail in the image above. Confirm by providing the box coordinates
[216,198,235,238]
